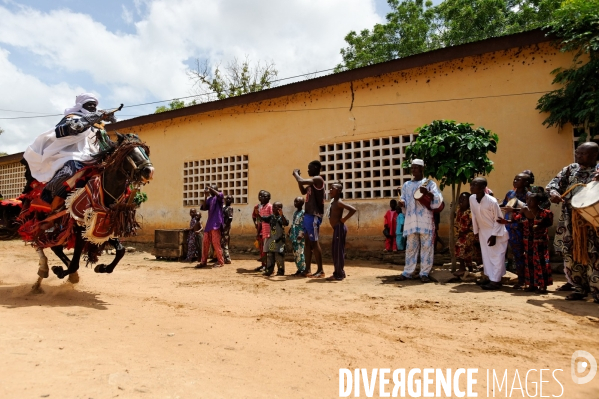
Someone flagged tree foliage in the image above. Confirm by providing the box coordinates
[155,99,196,114]
[536,0,599,132]
[188,57,278,102]
[336,0,561,71]
[403,120,499,268]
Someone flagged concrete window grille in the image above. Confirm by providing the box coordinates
[0,162,26,200]
[183,156,249,206]
[319,136,416,200]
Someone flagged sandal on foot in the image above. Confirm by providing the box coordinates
[524,286,537,292]
[195,263,207,268]
[395,275,409,281]
[254,266,265,272]
[512,284,524,290]
[420,276,431,283]
[556,283,574,292]
[310,272,325,278]
[482,282,502,290]
[565,292,587,301]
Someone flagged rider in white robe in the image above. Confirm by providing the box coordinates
[469,178,508,287]
[23,93,114,206]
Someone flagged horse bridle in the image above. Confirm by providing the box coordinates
[122,146,153,184]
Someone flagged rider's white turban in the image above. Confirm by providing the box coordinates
[63,93,99,115]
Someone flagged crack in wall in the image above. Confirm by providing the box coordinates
[349,81,356,132]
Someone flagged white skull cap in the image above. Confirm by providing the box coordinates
[411,159,425,167]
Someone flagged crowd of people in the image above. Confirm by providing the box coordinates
[182,144,599,303]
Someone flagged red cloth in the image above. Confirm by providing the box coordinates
[384,210,398,251]
[259,203,273,239]
[201,229,224,265]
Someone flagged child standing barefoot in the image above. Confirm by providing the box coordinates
[221,195,234,264]
[290,196,307,276]
[261,202,289,276]
[453,192,476,276]
[384,200,398,252]
[326,182,357,281]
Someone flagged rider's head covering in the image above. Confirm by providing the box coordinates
[64,93,99,115]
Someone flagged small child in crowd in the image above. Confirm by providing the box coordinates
[185,208,202,262]
[252,190,270,272]
[499,190,553,293]
[221,195,234,264]
[259,191,273,263]
[327,182,356,281]
[395,207,406,251]
[384,199,398,252]
[260,202,289,276]
[453,192,476,277]
[290,196,307,276]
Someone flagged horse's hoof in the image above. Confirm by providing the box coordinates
[31,277,44,294]
[37,268,49,278]
[68,272,80,284]
[52,266,66,279]
[94,264,106,273]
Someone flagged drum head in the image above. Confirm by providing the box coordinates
[414,190,423,200]
[572,181,599,208]
[506,198,525,208]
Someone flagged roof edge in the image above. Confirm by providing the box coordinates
[107,28,553,132]
[0,152,24,165]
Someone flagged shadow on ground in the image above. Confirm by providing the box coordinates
[0,283,108,310]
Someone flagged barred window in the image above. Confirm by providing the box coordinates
[183,156,248,206]
[0,162,26,200]
[319,135,416,199]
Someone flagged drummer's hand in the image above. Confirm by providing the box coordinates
[501,206,515,213]
[487,235,497,247]
[419,187,430,196]
[549,190,563,204]
[397,199,406,208]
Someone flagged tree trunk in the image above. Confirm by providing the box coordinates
[449,183,461,272]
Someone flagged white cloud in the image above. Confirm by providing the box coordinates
[121,5,134,25]
[0,0,381,153]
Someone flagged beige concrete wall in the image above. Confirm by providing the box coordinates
[116,42,574,248]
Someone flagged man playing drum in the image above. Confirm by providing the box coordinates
[546,142,599,302]
[395,159,444,283]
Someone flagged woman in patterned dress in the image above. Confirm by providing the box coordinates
[454,192,476,276]
[500,190,553,293]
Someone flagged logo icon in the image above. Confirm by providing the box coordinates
[571,350,597,384]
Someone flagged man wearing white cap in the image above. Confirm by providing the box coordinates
[24,93,115,211]
[395,159,443,283]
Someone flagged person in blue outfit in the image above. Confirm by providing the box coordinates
[395,159,443,283]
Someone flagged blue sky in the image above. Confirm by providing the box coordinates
[0,0,436,154]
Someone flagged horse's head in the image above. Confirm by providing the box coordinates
[114,133,154,184]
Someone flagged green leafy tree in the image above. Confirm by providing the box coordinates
[536,0,599,140]
[155,99,197,114]
[403,120,499,270]
[336,0,561,71]
[188,57,278,101]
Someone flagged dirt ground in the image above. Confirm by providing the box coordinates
[1,240,598,399]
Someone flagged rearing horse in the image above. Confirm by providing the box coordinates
[30,133,154,291]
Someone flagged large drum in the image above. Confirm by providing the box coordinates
[571,181,599,228]
[414,184,445,213]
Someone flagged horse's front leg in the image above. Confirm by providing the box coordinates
[94,238,125,274]
[52,227,84,280]
[50,245,79,284]
[31,248,49,293]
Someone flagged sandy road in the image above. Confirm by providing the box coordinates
[0,240,598,398]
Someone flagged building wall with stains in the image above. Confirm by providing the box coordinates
[113,41,575,250]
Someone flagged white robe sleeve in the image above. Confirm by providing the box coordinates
[427,180,444,209]
[469,196,479,235]
[489,196,508,237]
